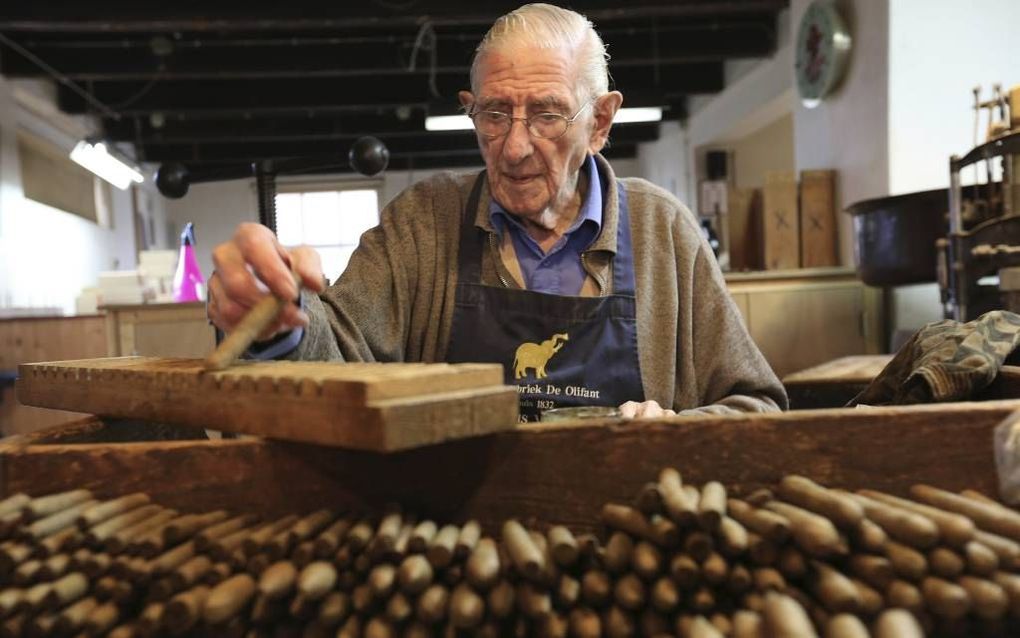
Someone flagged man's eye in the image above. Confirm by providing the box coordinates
[533,113,563,124]
[480,112,508,122]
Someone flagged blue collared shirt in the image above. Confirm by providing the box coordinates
[489,154,603,295]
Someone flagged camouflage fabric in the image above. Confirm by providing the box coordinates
[849,310,1020,406]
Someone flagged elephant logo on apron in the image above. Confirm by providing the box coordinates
[513,333,569,380]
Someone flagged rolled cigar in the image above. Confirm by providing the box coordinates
[164,584,210,634]
[964,540,1000,576]
[776,546,808,579]
[449,583,484,629]
[248,593,282,624]
[845,492,940,549]
[15,581,52,615]
[37,526,79,557]
[84,600,120,636]
[204,573,257,625]
[847,554,894,589]
[547,525,579,567]
[657,469,698,528]
[762,591,818,638]
[752,567,786,592]
[928,547,965,578]
[649,576,679,613]
[681,615,724,638]
[289,592,317,620]
[298,561,336,601]
[38,553,71,581]
[920,576,971,619]
[884,539,928,580]
[21,490,92,522]
[205,561,232,585]
[958,574,1008,619]
[336,615,361,638]
[777,476,863,531]
[683,531,714,563]
[613,573,645,611]
[851,518,888,553]
[94,575,119,600]
[107,509,178,554]
[243,514,298,557]
[743,591,766,613]
[716,515,749,557]
[518,581,552,619]
[767,500,844,555]
[28,611,59,638]
[911,484,1020,541]
[701,551,728,586]
[747,532,778,566]
[86,504,162,546]
[697,482,727,532]
[343,518,373,554]
[76,493,148,529]
[728,563,753,594]
[256,560,296,600]
[42,571,87,609]
[974,529,1020,565]
[464,538,499,591]
[398,554,433,595]
[455,520,481,560]
[368,563,396,599]
[860,489,975,547]
[991,571,1020,615]
[636,481,663,517]
[631,541,663,581]
[732,609,764,638]
[426,524,459,569]
[850,578,883,616]
[603,605,636,637]
[961,488,1000,505]
[317,590,351,627]
[150,540,196,575]
[364,616,398,638]
[823,614,868,638]
[54,595,97,635]
[371,510,402,557]
[669,553,700,589]
[564,607,599,638]
[212,522,265,561]
[0,543,32,573]
[0,495,29,520]
[245,552,271,577]
[553,573,580,609]
[601,504,672,547]
[885,579,924,613]
[502,520,545,580]
[12,558,43,586]
[23,499,97,540]
[690,586,716,613]
[415,583,449,624]
[167,554,213,593]
[312,517,353,558]
[581,569,611,607]
[727,499,790,543]
[384,591,413,624]
[810,561,861,613]
[872,608,924,638]
[135,602,164,637]
[165,510,231,547]
[110,579,135,605]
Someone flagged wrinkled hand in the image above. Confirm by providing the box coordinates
[619,400,677,419]
[207,222,327,341]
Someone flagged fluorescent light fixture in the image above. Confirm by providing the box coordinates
[425,107,664,131]
[425,114,473,131]
[69,140,145,190]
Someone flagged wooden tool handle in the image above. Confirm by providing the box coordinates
[204,272,302,371]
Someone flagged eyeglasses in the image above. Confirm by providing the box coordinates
[469,100,594,140]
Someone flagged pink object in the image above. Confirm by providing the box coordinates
[173,222,206,302]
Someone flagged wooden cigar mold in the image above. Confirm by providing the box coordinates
[3,470,1020,635]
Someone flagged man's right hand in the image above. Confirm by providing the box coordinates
[207,222,327,341]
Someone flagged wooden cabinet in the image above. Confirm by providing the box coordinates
[726,268,884,378]
[103,302,215,358]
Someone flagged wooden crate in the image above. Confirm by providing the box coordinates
[2,401,1018,532]
[799,169,839,268]
[762,170,799,270]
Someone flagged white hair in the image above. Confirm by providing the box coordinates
[471,3,610,105]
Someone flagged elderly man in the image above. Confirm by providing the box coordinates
[207,3,787,422]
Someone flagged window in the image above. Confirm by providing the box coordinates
[275,185,380,281]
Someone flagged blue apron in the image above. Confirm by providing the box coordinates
[445,172,645,422]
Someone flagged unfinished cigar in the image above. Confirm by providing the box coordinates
[701,551,728,586]
[958,574,1008,619]
[669,553,699,589]
[23,499,97,540]
[242,514,298,557]
[762,591,818,638]
[41,571,87,609]
[21,490,93,522]
[779,476,864,530]
[613,573,645,611]
[809,561,861,613]
[928,547,965,579]
[752,567,786,592]
[0,495,29,521]
[311,517,352,559]
[601,503,673,547]
[455,520,481,560]
[731,609,763,638]
[603,605,636,637]
[395,554,432,596]
[502,520,544,580]
[851,518,888,553]
[657,468,698,528]
[777,546,808,579]
[911,484,1020,541]
[697,482,727,532]
[54,595,98,635]
[632,540,664,583]
[77,493,149,529]
[728,499,791,543]
[845,491,940,549]
[581,569,612,607]
[449,582,484,629]
[38,553,72,581]
[747,532,778,566]
[847,554,894,589]
[765,501,846,558]
[297,561,336,601]
[860,489,976,547]
[163,510,230,546]
[84,600,120,635]
[415,583,449,624]
[204,573,256,625]
[85,504,163,547]
[851,578,884,616]
[884,539,928,580]
[164,584,210,634]
[728,563,754,594]
[107,508,178,554]
[518,581,552,619]
[823,614,868,638]
[604,531,635,574]
[965,540,1000,576]
[920,576,971,619]
[546,525,579,567]
[37,526,80,557]
[368,563,396,599]
[460,537,497,591]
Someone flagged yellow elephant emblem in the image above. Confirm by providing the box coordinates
[513,333,569,380]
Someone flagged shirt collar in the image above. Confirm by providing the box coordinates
[488,154,603,237]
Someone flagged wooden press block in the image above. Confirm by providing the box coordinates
[799,169,838,268]
[762,171,799,270]
[16,357,519,452]
[726,186,762,271]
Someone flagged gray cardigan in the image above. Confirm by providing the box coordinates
[289,155,787,415]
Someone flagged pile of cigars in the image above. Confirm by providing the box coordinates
[2,471,1020,637]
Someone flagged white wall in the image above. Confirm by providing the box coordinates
[0,77,155,314]
[635,121,691,204]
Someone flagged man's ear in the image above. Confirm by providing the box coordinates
[458,91,475,112]
[588,91,623,154]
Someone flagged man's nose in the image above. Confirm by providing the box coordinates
[501,118,533,162]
